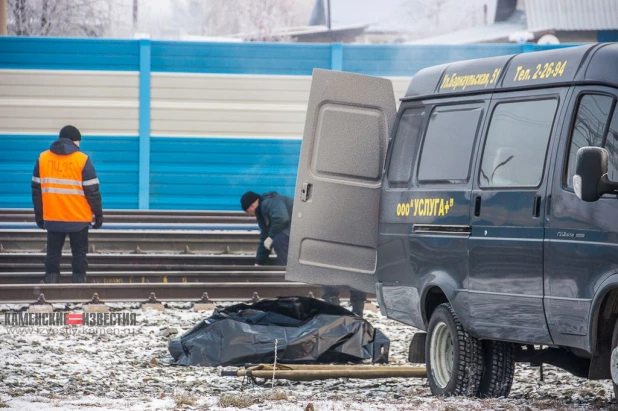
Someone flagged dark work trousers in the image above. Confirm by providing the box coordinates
[45,227,89,283]
[323,285,367,317]
[272,232,290,266]
[322,286,367,304]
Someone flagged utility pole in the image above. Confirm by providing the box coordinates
[327,0,331,30]
[0,0,7,35]
[132,0,138,30]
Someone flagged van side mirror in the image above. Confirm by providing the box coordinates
[573,146,618,201]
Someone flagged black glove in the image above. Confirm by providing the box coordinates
[36,218,44,229]
[92,215,103,229]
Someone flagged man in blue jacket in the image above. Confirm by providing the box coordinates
[240,190,366,317]
[241,191,293,266]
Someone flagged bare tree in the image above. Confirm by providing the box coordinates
[193,0,297,41]
[202,0,241,38]
[235,0,296,41]
[0,0,6,35]
[402,0,490,40]
[8,0,113,37]
[101,0,306,41]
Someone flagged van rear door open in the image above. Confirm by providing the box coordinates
[286,69,396,294]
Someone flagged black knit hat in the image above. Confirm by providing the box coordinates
[240,191,260,211]
[59,125,81,141]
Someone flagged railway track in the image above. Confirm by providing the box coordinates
[0,282,331,304]
[0,209,254,224]
[0,209,357,305]
[0,229,259,254]
[0,252,278,272]
[0,268,286,284]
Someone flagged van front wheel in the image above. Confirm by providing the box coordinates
[425,303,483,396]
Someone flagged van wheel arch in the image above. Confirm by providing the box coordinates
[423,286,449,326]
[590,288,618,379]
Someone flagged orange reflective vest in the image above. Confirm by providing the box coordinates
[36,150,93,223]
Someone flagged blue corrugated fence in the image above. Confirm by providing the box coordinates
[0,37,574,210]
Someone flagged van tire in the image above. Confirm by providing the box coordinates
[426,303,483,397]
[611,318,618,399]
[477,340,515,398]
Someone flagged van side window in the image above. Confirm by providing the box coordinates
[480,99,558,188]
[387,109,424,184]
[417,105,482,183]
[566,94,616,188]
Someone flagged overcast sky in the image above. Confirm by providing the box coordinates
[106,0,499,41]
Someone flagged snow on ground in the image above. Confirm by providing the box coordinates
[0,302,616,411]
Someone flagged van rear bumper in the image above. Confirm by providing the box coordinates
[377,283,425,330]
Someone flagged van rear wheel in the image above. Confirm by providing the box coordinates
[425,303,483,396]
[477,340,515,398]
[610,318,618,399]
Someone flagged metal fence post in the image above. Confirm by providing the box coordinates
[138,39,151,210]
[522,43,535,53]
[331,43,343,71]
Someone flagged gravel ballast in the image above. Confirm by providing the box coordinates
[0,302,616,411]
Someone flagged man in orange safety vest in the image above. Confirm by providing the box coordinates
[31,125,103,283]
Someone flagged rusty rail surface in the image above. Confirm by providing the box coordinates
[0,268,286,284]
[0,209,254,224]
[0,229,259,254]
[0,252,277,273]
[0,282,339,304]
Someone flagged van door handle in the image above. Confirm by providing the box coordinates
[533,196,541,218]
[301,183,312,202]
[474,196,481,217]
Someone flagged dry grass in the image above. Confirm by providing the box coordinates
[219,393,259,408]
[23,395,50,403]
[172,390,197,408]
[268,390,290,401]
[0,399,8,409]
[218,389,292,408]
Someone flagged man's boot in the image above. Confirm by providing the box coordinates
[44,272,60,283]
[351,300,365,318]
[72,273,86,283]
[322,286,341,306]
[324,295,341,306]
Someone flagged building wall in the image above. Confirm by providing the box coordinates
[598,30,618,41]
[555,31,598,43]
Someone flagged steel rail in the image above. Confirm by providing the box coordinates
[0,282,333,303]
[0,209,254,224]
[0,229,260,254]
[0,269,286,284]
[0,253,280,274]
